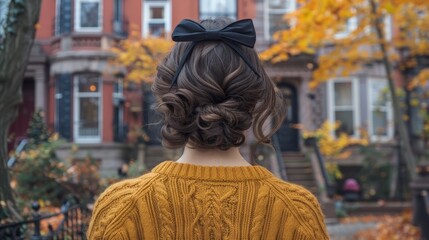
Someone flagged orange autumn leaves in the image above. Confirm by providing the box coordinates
[110,30,173,83]
[261,0,429,89]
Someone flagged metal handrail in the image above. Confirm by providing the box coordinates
[272,133,288,181]
[309,137,335,198]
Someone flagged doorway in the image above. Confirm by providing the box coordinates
[276,83,300,152]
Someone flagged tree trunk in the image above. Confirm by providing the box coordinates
[369,0,417,180]
[0,0,42,219]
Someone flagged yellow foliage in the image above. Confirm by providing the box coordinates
[110,29,173,83]
[303,121,368,158]
[262,0,429,89]
[408,68,429,89]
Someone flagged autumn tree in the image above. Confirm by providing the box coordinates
[261,0,429,180]
[110,29,173,83]
[0,0,42,219]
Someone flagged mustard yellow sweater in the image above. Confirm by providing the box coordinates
[87,161,329,240]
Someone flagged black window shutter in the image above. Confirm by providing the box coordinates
[56,74,72,140]
[59,0,72,34]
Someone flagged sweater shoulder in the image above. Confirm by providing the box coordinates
[87,172,159,239]
[266,178,321,209]
[265,177,329,239]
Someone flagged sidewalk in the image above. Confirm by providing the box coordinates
[327,221,378,240]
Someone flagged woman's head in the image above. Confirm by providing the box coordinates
[152,18,284,150]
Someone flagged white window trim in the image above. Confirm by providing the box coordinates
[74,0,103,32]
[73,75,102,144]
[367,78,394,142]
[327,78,361,138]
[55,0,61,35]
[0,0,10,36]
[199,0,237,20]
[334,16,358,39]
[142,0,171,38]
[264,0,297,40]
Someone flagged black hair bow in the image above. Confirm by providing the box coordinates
[170,19,260,86]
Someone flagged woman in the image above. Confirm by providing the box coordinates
[87,18,329,240]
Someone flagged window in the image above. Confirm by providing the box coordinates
[327,78,360,137]
[113,0,125,36]
[335,16,358,39]
[55,0,73,35]
[199,0,236,20]
[366,14,392,41]
[113,79,126,142]
[74,0,102,32]
[0,0,10,37]
[264,0,296,40]
[367,78,393,140]
[143,0,171,37]
[73,74,102,143]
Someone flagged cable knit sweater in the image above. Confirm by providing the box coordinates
[87,161,329,240]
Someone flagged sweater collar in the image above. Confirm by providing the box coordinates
[152,161,273,181]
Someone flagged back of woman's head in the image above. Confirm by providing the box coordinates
[152,17,284,150]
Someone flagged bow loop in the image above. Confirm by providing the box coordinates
[170,19,260,87]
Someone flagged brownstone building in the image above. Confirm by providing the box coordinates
[6,0,320,187]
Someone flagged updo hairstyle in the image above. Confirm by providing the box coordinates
[152,18,284,150]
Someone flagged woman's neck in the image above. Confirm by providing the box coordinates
[176,145,251,167]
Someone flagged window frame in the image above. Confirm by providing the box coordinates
[0,0,10,37]
[199,0,237,21]
[367,78,393,141]
[74,0,103,32]
[73,74,102,144]
[327,78,361,138]
[142,0,171,37]
[334,16,358,39]
[264,0,297,40]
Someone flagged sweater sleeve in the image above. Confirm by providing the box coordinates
[87,182,132,240]
[269,179,329,240]
[87,178,144,240]
[299,192,330,240]
[287,186,329,240]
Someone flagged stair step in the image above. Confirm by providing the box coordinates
[287,175,315,181]
[282,152,305,157]
[286,168,314,174]
[284,162,312,168]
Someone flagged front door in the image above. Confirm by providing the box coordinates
[277,83,299,152]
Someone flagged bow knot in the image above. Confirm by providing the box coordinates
[170,19,260,86]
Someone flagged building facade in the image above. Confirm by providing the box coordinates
[8,0,371,178]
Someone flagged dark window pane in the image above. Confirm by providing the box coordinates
[268,0,289,9]
[78,75,99,92]
[149,23,165,37]
[199,0,236,20]
[79,97,99,136]
[372,110,388,136]
[150,7,164,19]
[269,13,290,37]
[334,82,353,106]
[335,110,354,136]
[80,2,99,28]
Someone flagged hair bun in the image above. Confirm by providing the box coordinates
[193,102,251,150]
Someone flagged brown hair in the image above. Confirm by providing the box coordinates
[152,18,284,150]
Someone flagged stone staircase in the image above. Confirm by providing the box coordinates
[282,152,318,195]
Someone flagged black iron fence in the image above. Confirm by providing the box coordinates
[0,201,91,240]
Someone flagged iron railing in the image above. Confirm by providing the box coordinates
[272,133,288,181]
[306,137,336,198]
[0,201,91,240]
